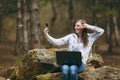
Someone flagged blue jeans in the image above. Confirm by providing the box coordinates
[61,63,85,80]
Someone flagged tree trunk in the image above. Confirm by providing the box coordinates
[108,15,113,53]
[0,17,2,42]
[67,0,73,33]
[106,17,110,43]
[50,0,57,28]
[0,0,6,42]
[113,16,120,46]
[15,0,22,55]
[92,0,99,53]
[22,0,28,53]
[92,0,99,26]
[68,0,73,20]
[30,0,41,49]
[107,0,114,54]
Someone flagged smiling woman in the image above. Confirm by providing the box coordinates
[73,19,88,47]
[44,19,104,80]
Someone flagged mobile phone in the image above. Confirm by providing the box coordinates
[45,23,49,32]
[46,23,48,27]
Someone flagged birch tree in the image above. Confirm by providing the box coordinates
[22,0,28,53]
[112,13,119,46]
[15,0,22,55]
[30,0,41,49]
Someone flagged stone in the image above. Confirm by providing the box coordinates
[6,48,120,80]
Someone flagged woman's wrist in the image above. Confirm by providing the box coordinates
[44,32,49,37]
[85,24,95,30]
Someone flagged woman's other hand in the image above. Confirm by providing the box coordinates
[82,23,88,28]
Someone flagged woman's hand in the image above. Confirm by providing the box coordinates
[44,27,49,36]
[82,23,88,28]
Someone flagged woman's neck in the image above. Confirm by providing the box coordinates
[77,31,82,39]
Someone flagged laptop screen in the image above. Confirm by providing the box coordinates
[56,51,82,66]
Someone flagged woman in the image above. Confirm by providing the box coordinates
[44,19,104,80]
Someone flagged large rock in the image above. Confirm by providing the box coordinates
[5,48,120,80]
[35,66,120,80]
[87,66,120,80]
[0,76,5,80]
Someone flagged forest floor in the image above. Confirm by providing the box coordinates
[0,41,120,72]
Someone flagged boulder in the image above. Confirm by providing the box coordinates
[35,66,120,80]
[87,66,120,80]
[0,76,5,80]
[5,48,120,80]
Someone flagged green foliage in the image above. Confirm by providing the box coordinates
[106,8,119,17]
[3,0,17,15]
[15,55,25,67]
[90,5,104,13]
[39,0,49,6]
[15,59,23,66]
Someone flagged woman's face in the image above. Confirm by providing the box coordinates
[74,21,84,34]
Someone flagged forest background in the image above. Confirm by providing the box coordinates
[0,0,120,69]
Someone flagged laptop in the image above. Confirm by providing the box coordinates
[56,51,82,66]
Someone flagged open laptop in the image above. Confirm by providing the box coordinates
[56,51,82,66]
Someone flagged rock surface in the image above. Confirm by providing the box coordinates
[2,48,120,80]
[35,66,120,80]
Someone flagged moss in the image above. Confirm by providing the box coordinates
[36,73,51,80]
[36,73,62,80]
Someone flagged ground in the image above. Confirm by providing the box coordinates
[0,42,17,68]
[101,52,120,68]
[0,41,120,71]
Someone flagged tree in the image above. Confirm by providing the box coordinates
[106,0,114,53]
[15,0,23,55]
[105,0,120,53]
[0,0,7,42]
[112,9,120,46]
[50,0,57,27]
[30,0,41,49]
[22,0,28,53]
[0,0,17,42]
[108,15,113,53]
[68,0,73,21]
[0,16,3,42]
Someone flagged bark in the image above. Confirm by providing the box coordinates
[92,0,99,26]
[30,0,41,49]
[106,17,110,43]
[92,0,99,53]
[108,15,113,53]
[22,0,28,53]
[15,0,22,55]
[0,17,2,42]
[68,0,73,20]
[107,0,114,53]
[50,0,57,28]
[113,16,120,46]
[0,0,6,42]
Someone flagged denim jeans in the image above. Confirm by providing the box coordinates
[61,63,85,80]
